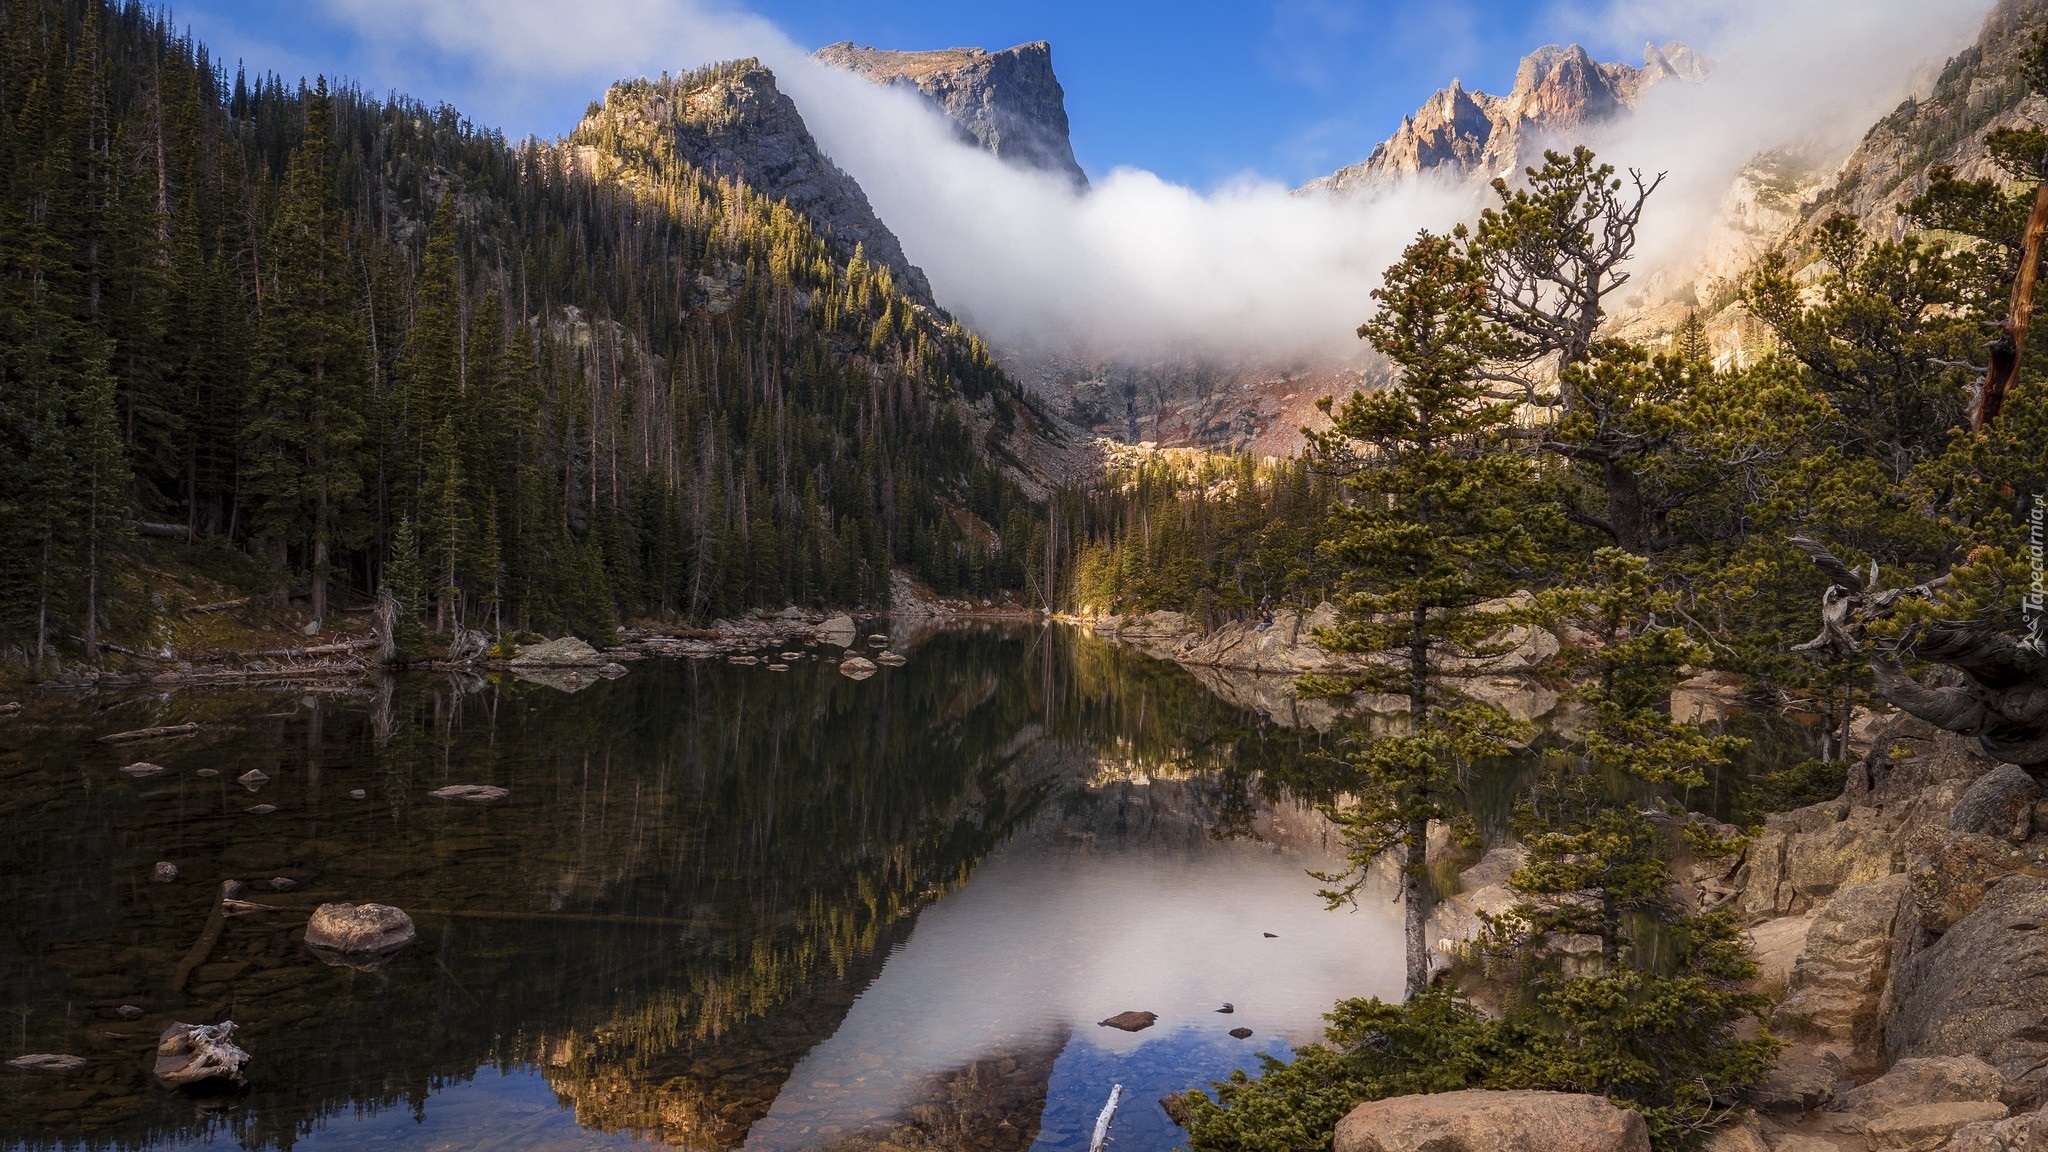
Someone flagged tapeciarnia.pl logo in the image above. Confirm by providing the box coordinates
[2028,493,2046,656]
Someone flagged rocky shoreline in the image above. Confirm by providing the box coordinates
[1412,712,2048,1152]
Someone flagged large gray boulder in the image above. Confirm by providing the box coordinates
[1771,874,1911,1066]
[1829,1055,2004,1117]
[1334,1090,1649,1152]
[1949,764,2039,841]
[1861,1101,2008,1151]
[1887,875,2048,1103]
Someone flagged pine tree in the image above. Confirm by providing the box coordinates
[1304,231,1550,998]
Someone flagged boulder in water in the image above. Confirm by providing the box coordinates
[304,902,416,955]
[816,614,857,648]
[839,656,878,680]
[152,1021,249,1087]
[510,636,603,667]
[429,784,508,802]
[1098,1011,1157,1032]
[237,769,268,789]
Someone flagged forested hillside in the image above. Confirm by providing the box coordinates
[0,0,1046,672]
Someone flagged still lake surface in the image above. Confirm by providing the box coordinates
[2,624,1424,1152]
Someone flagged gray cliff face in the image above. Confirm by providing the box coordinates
[576,61,934,303]
[1301,41,1709,196]
[814,41,1089,189]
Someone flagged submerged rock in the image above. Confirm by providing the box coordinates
[194,768,219,778]
[115,1005,144,1021]
[152,861,178,882]
[1098,1011,1156,1032]
[304,902,416,955]
[7,1053,86,1073]
[1335,1089,1650,1152]
[429,784,509,803]
[244,803,276,814]
[348,788,366,799]
[153,1021,249,1087]
[119,762,167,778]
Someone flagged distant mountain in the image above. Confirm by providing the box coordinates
[814,41,1089,189]
[576,61,936,304]
[1301,42,1709,196]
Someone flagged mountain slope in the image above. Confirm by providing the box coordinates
[576,61,936,304]
[1302,41,1708,196]
[814,40,1089,188]
[0,2,1058,665]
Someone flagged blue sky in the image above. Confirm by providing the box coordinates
[171,0,1654,188]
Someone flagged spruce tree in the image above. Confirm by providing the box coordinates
[1305,231,1548,998]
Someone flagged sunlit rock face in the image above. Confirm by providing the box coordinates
[570,61,935,304]
[815,41,1089,190]
[1301,42,1709,196]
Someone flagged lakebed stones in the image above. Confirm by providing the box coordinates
[152,861,178,883]
[304,902,416,956]
[7,1053,86,1073]
[428,784,509,803]
[153,1021,249,1087]
[245,803,276,815]
[1098,1011,1157,1032]
[839,655,878,680]
[1334,1089,1650,1152]
[118,762,167,778]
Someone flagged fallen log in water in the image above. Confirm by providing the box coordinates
[171,880,243,993]
[1090,1084,1124,1152]
[183,597,250,613]
[97,723,199,745]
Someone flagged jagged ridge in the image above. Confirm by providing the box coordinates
[814,40,1089,189]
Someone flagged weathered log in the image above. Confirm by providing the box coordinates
[1792,536,2048,768]
[97,723,199,745]
[171,880,243,992]
[1978,180,2048,430]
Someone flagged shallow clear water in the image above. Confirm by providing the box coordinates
[1,624,1404,1152]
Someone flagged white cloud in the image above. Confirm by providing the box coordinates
[315,0,1996,363]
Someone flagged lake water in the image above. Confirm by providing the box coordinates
[0,624,1409,1152]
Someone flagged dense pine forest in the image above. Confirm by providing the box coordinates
[0,0,1046,672]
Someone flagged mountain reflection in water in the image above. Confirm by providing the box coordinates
[0,624,1398,1152]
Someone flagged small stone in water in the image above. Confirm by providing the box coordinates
[120,762,167,778]
[349,789,366,799]
[1098,1011,1158,1032]
[305,903,416,954]
[237,769,269,789]
[1216,1003,1234,1013]
[246,803,277,815]
[194,768,219,777]
[7,1053,86,1073]
[1229,1027,1253,1039]
[268,877,297,892]
[152,861,178,882]
[116,1006,144,1021]
[1263,932,1278,938]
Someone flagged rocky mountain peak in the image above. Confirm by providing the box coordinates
[1301,40,1709,197]
[814,40,1089,189]
[572,59,935,303]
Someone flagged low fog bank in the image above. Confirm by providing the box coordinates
[321,0,1992,364]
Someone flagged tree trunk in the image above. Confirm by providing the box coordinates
[1403,817,1432,999]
